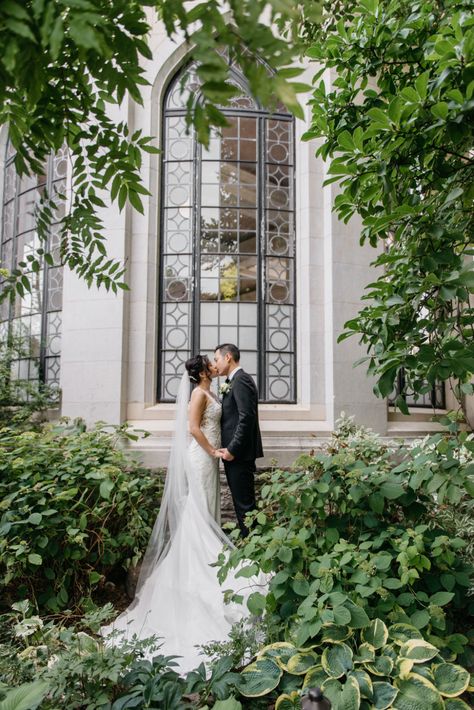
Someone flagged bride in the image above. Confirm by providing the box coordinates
[102,354,255,672]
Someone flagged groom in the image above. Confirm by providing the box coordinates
[214,343,263,537]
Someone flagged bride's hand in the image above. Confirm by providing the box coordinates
[212,448,223,458]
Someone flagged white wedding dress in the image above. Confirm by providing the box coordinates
[102,378,257,673]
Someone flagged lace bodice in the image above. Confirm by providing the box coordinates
[195,395,221,449]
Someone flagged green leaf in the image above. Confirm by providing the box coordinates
[368,681,396,709]
[399,639,439,663]
[430,591,454,607]
[247,591,266,616]
[345,600,370,629]
[28,512,42,525]
[410,610,431,630]
[278,546,292,563]
[99,479,114,500]
[361,619,388,649]
[321,642,353,678]
[394,674,444,710]
[432,663,470,698]
[0,681,49,710]
[213,698,242,710]
[285,651,319,675]
[28,553,42,566]
[236,658,282,697]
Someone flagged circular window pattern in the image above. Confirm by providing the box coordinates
[268,143,289,163]
[269,235,288,255]
[269,330,289,351]
[166,279,187,301]
[48,334,61,356]
[269,281,289,303]
[169,139,190,161]
[269,378,290,400]
[168,185,189,206]
[167,231,189,253]
[167,327,187,349]
[268,188,289,209]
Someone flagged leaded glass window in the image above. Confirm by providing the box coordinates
[0,141,66,398]
[389,371,445,409]
[159,63,296,402]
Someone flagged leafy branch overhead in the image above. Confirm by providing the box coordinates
[0,0,318,298]
[304,0,474,412]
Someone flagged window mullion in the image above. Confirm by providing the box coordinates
[257,115,266,399]
[39,153,54,385]
[192,125,200,356]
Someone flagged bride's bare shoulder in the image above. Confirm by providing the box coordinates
[190,387,206,400]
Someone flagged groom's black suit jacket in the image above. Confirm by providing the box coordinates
[221,368,263,461]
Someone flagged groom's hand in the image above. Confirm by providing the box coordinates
[220,448,235,461]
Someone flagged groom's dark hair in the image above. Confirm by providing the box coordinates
[215,343,240,362]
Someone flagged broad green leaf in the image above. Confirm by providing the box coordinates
[275,691,300,710]
[394,674,444,710]
[361,619,388,649]
[213,698,242,710]
[348,669,372,699]
[28,553,42,566]
[321,642,353,678]
[443,699,471,709]
[99,479,114,500]
[372,681,398,709]
[389,624,423,645]
[430,591,454,607]
[247,591,266,616]
[364,655,393,677]
[399,639,439,663]
[237,658,282,697]
[0,681,49,710]
[432,663,470,697]
[303,665,328,692]
[285,651,319,675]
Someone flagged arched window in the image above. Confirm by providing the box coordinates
[159,63,296,402]
[0,141,66,398]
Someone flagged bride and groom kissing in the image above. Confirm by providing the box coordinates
[189,342,263,538]
[103,343,264,672]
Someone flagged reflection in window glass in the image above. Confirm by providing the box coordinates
[0,142,66,400]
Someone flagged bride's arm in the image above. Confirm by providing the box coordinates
[189,389,218,457]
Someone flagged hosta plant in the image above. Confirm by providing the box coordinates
[236,619,472,709]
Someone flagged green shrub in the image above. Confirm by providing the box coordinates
[218,418,474,659]
[0,422,163,613]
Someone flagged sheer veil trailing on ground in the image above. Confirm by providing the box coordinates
[137,372,232,591]
[102,371,261,673]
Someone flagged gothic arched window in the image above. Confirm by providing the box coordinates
[159,63,296,402]
[0,141,66,398]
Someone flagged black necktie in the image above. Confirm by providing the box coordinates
[225,377,230,384]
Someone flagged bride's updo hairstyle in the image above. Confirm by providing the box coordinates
[185,354,211,384]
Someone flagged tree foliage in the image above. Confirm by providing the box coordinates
[0,0,317,299]
[304,0,474,413]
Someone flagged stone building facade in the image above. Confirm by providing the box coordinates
[0,16,463,468]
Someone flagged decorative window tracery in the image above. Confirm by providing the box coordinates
[159,63,296,402]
